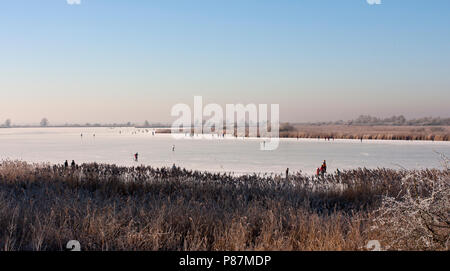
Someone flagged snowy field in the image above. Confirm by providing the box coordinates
[0,127,449,175]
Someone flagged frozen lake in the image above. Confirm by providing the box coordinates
[1,127,449,175]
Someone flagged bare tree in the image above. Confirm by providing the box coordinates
[40,118,49,127]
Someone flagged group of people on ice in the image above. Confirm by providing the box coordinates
[64,160,78,169]
[316,160,327,177]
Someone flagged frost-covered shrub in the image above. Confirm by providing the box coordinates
[371,155,449,250]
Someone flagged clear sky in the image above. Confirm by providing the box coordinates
[1,0,449,124]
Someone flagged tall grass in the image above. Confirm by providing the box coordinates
[284,124,450,141]
[0,161,448,251]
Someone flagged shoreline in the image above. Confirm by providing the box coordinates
[0,159,447,178]
[153,132,450,145]
[155,124,450,142]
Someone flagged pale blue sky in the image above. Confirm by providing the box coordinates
[1,0,449,124]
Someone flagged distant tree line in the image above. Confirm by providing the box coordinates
[2,115,449,128]
[3,119,11,128]
[0,118,171,128]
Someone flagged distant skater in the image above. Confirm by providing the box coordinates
[172,145,175,152]
[286,168,289,180]
[134,152,139,162]
[71,160,76,168]
[316,167,321,177]
[64,160,68,168]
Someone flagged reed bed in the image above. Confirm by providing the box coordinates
[0,161,448,251]
[283,125,450,141]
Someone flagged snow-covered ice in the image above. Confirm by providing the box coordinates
[0,127,449,175]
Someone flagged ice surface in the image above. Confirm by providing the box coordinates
[0,127,449,175]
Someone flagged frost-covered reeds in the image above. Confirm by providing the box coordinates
[0,160,448,251]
